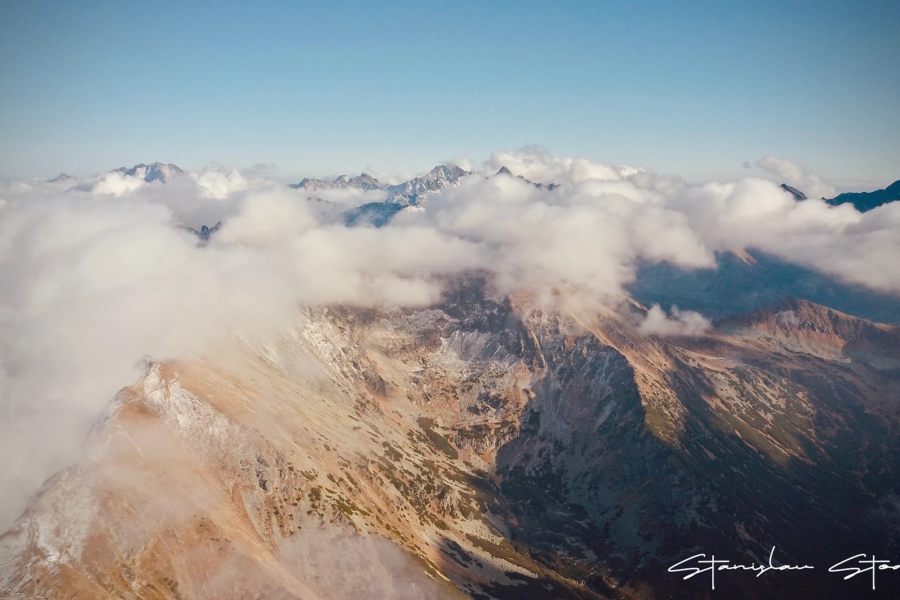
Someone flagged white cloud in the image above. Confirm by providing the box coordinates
[673,177,900,292]
[296,185,390,208]
[0,175,481,529]
[481,146,688,201]
[194,162,250,199]
[638,304,711,337]
[756,155,836,199]
[92,170,147,196]
[482,145,627,185]
[427,169,713,304]
[445,155,475,172]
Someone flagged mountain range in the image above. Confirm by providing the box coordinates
[291,164,475,227]
[51,162,900,217]
[290,164,472,205]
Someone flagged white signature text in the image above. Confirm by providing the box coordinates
[668,547,813,590]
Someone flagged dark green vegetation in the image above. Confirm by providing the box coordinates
[417,417,461,460]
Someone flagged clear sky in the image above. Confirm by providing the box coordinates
[1,0,898,185]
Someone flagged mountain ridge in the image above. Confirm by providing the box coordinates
[826,179,900,212]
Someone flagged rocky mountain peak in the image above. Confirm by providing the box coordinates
[113,162,185,183]
[780,183,807,200]
[493,164,557,191]
[342,172,382,190]
[49,173,77,184]
[384,163,473,207]
[291,172,383,192]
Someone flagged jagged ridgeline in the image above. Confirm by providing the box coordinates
[3,271,900,600]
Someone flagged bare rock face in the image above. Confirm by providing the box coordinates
[3,275,900,599]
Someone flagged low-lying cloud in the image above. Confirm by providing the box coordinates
[638,304,712,337]
[0,147,898,529]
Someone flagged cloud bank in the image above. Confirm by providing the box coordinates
[0,148,898,529]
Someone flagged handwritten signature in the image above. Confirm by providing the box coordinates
[829,554,900,590]
[669,547,900,590]
[668,546,812,590]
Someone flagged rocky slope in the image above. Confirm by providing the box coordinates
[2,277,900,599]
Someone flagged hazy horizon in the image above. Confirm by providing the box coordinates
[9,149,898,196]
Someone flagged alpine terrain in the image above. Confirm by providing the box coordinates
[2,269,900,598]
[2,168,900,600]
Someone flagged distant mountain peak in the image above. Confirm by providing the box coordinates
[384,163,473,207]
[113,162,184,183]
[290,172,383,192]
[49,173,76,184]
[780,183,807,200]
[342,172,382,190]
[493,165,557,191]
[429,163,469,179]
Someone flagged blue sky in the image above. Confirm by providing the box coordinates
[1,0,897,186]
